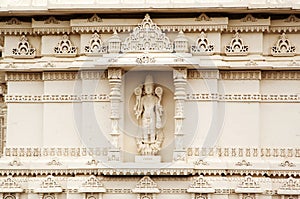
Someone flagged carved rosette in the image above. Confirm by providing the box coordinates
[12,35,36,58]
[225,32,248,56]
[84,33,107,56]
[54,34,77,57]
[191,32,214,55]
[173,68,187,161]
[271,33,296,57]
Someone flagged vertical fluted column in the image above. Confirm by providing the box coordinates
[108,68,122,162]
[173,68,187,161]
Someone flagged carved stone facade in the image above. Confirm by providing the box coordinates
[0,1,299,199]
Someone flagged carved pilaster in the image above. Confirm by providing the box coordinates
[173,68,187,161]
[107,68,122,162]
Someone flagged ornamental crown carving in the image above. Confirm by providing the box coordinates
[35,176,62,193]
[225,32,248,56]
[271,33,296,57]
[88,14,102,23]
[195,13,211,21]
[84,33,107,55]
[78,175,106,193]
[0,176,23,193]
[277,177,300,195]
[191,31,214,55]
[54,34,77,57]
[187,175,214,193]
[240,14,257,22]
[12,35,36,58]
[235,176,262,194]
[121,14,173,53]
[107,31,121,53]
[174,31,189,53]
[132,176,160,193]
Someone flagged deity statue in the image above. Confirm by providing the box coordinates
[134,75,164,155]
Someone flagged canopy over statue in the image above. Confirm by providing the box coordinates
[134,75,164,155]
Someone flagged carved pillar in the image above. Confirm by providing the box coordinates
[173,68,187,161]
[107,68,122,162]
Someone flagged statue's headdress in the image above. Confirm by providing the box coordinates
[145,75,154,85]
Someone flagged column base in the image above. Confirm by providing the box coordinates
[135,155,161,163]
[173,150,186,162]
[107,149,121,162]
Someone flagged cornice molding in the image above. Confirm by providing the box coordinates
[227,14,270,33]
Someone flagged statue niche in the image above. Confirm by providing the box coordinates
[134,75,164,156]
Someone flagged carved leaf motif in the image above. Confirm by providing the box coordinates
[191,31,214,55]
[271,33,295,57]
[225,32,248,56]
[12,35,36,58]
[54,35,77,57]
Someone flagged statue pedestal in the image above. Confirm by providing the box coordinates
[135,155,161,163]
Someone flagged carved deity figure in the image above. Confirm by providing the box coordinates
[134,75,164,155]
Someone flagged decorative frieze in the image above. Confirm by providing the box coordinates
[6,72,42,81]
[132,176,160,193]
[5,94,109,103]
[80,71,107,80]
[121,14,173,53]
[54,35,77,57]
[35,176,62,193]
[225,32,249,56]
[187,70,219,79]
[6,71,109,81]
[43,72,80,81]
[271,33,296,57]
[12,35,36,58]
[187,147,300,158]
[190,32,214,55]
[84,33,107,56]
[261,71,300,80]
[220,71,261,80]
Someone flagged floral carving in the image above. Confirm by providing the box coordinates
[0,176,23,192]
[187,175,214,193]
[136,54,156,64]
[121,14,172,52]
[78,175,106,193]
[35,175,62,193]
[225,32,248,56]
[235,176,262,194]
[271,33,295,57]
[84,33,107,55]
[191,31,214,55]
[12,35,36,58]
[132,176,160,193]
[54,35,77,57]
